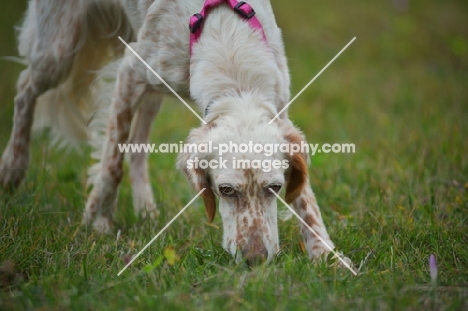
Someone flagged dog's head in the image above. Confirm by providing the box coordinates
[177,97,308,265]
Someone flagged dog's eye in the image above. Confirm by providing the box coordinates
[268,184,282,194]
[219,184,236,197]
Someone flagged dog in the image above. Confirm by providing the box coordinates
[0,0,345,266]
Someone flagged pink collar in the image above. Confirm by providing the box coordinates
[189,0,268,55]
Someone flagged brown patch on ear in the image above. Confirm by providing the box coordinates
[176,125,217,223]
[282,122,309,203]
[201,187,216,223]
[194,168,216,223]
[285,152,307,203]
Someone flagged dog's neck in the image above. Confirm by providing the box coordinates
[203,92,277,125]
[188,5,280,119]
[189,0,268,55]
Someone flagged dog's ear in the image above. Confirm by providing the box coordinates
[188,165,216,223]
[176,127,216,223]
[281,122,309,203]
[285,151,308,203]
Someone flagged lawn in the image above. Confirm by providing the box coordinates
[1,0,467,310]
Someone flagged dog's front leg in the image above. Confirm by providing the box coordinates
[129,94,162,218]
[0,69,38,190]
[292,180,354,268]
[83,60,146,233]
[292,179,336,260]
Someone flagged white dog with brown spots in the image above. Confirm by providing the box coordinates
[0,0,349,266]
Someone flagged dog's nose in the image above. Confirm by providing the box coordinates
[243,247,268,267]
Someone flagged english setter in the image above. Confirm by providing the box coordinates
[0,0,346,265]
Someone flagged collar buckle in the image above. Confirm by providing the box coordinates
[234,1,256,19]
[189,13,204,33]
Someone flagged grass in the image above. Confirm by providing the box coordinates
[1,0,467,310]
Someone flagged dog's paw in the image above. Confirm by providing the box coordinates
[134,200,158,220]
[307,245,357,273]
[82,193,115,234]
[0,151,28,190]
[140,206,159,220]
[91,215,113,234]
[0,168,25,191]
[329,253,356,271]
[305,238,335,260]
[81,211,113,234]
[132,185,158,219]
